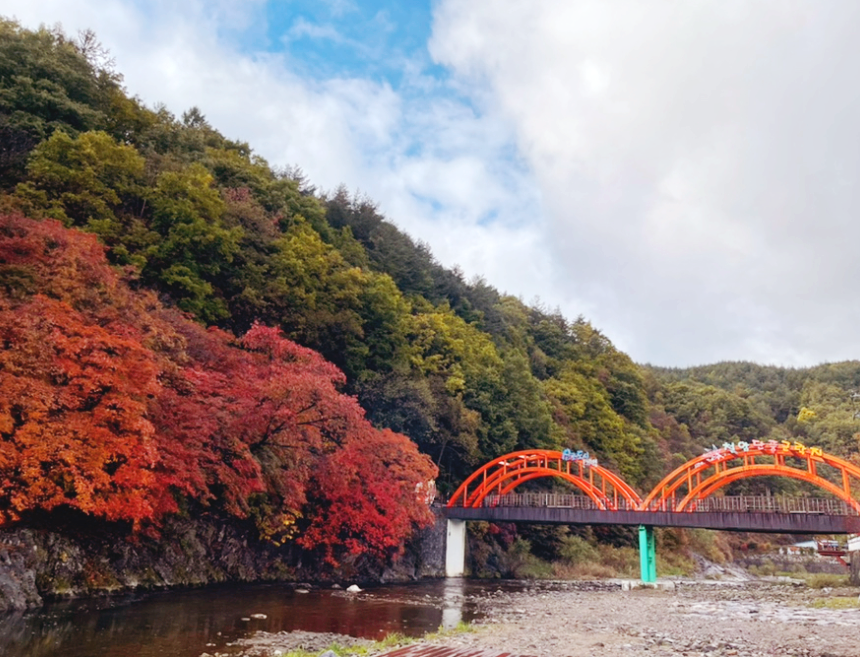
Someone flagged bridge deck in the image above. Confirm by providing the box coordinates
[444,504,860,534]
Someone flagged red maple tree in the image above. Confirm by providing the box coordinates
[0,212,438,561]
[153,320,438,556]
[300,427,438,565]
[0,294,160,525]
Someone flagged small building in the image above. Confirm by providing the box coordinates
[779,540,817,555]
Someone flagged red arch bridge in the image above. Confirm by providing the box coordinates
[442,442,860,582]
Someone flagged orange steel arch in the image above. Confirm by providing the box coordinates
[448,443,860,515]
[642,441,860,513]
[446,449,642,510]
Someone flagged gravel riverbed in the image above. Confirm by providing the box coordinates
[223,581,860,657]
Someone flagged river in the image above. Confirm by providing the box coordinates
[0,579,508,657]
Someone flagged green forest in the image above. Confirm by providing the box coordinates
[1,19,859,576]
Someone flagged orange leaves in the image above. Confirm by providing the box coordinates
[0,214,163,526]
[0,294,159,525]
[0,212,123,311]
[0,212,437,566]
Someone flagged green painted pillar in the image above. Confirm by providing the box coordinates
[638,525,657,583]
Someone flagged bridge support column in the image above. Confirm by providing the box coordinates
[638,525,657,583]
[446,519,466,577]
[850,550,860,586]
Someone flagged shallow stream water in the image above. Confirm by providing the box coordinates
[0,579,512,657]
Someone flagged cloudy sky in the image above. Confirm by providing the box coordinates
[7,0,860,367]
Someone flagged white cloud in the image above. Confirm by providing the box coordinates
[14,1,858,366]
[3,0,547,344]
[430,0,860,365]
[285,17,343,43]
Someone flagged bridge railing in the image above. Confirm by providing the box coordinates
[689,496,858,515]
[481,493,860,516]
[483,493,640,510]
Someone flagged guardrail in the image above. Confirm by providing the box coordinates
[479,493,860,516]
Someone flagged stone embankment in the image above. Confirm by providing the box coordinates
[0,513,446,611]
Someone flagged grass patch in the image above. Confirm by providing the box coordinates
[374,633,414,650]
[329,643,370,657]
[747,560,776,577]
[810,596,860,609]
[297,624,475,657]
[802,573,849,589]
[424,621,475,641]
[271,632,418,657]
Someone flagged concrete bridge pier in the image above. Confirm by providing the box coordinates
[850,550,860,586]
[638,525,657,583]
[446,519,466,577]
[445,517,659,582]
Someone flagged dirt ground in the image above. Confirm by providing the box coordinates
[225,580,860,657]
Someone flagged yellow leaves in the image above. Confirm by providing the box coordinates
[445,371,466,395]
[797,406,817,423]
[543,366,589,419]
[257,509,303,546]
[16,130,145,226]
[543,361,643,481]
[151,164,224,225]
[272,220,360,306]
[406,304,504,385]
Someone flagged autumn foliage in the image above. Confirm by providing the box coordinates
[0,294,159,525]
[0,213,437,563]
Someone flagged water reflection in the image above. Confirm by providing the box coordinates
[441,578,464,630]
[0,580,491,657]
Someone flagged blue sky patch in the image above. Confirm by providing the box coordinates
[263,0,436,87]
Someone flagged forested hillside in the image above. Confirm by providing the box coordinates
[648,361,860,464]
[1,19,859,578]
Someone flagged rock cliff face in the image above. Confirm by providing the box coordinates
[0,532,42,611]
[380,513,446,582]
[0,509,447,612]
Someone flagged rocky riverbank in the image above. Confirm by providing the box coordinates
[0,513,447,612]
[437,580,860,657]
[229,580,860,657]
